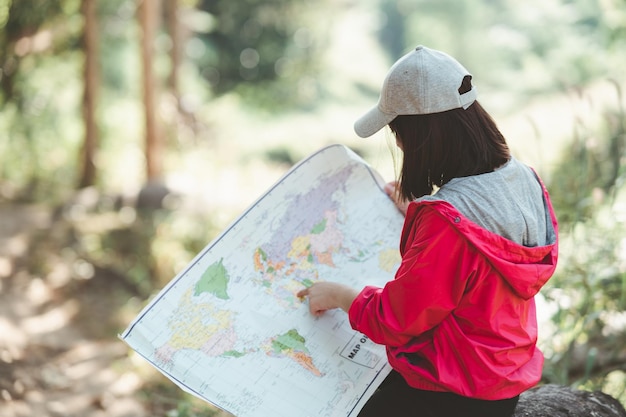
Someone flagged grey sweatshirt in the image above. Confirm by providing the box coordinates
[418,157,550,247]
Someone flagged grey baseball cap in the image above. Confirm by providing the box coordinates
[354,45,477,138]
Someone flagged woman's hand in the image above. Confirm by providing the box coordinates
[384,181,409,216]
[297,282,359,316]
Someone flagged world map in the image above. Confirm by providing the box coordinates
[121,144,405,417]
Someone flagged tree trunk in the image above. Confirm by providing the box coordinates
[78,0,99,188]
[139,0,163,181]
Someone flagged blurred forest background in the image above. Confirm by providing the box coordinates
[0,0,625,416]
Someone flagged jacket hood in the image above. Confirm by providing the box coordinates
[407,195,558,300]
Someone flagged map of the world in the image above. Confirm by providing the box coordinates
[121,144,405,417]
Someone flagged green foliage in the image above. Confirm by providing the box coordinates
[263,145,299,166]
[192,0,327,108]
[4,0,63,37]
[98,0,141,94]
[0,0,84,201]
[1,51,83,201]
[549,83,625,223]
[75,204,221,296]
[378,0,626,109]
[541,82,626,402]
[1,0,81,101]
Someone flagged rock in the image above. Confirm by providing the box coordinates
[514,384,626,417]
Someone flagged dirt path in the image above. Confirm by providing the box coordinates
[0,203,151,417]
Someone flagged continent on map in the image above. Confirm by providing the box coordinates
[195,258,230,299]
[154,288,248,368]
[262,329,323,377]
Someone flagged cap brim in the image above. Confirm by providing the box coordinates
[353,106,397,138]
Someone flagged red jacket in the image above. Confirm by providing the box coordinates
[348,188,558,400]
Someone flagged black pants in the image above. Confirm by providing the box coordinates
[358,371,519,417]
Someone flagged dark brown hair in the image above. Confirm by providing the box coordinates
[389,101,510,200]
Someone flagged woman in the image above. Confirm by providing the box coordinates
[297,46,558,417]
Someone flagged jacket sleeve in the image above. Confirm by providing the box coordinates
[348,204,471,347]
